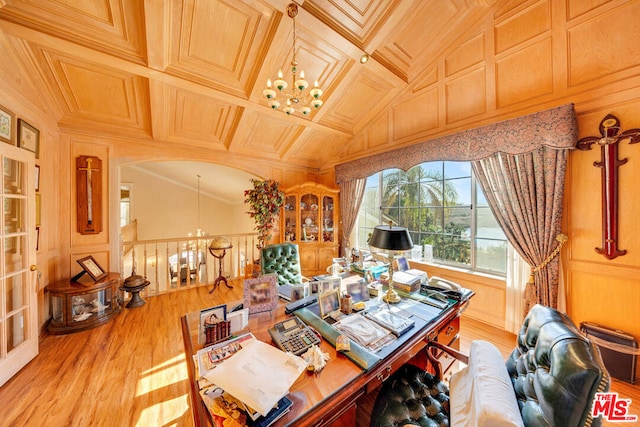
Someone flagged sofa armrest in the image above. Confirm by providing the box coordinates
[425,340,469,380]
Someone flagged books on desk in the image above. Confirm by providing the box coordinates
[379,270,421,293]
[200,387,293,427]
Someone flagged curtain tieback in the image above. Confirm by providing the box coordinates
[527,233,568,284]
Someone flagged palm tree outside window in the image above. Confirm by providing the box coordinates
[357,161,508,275]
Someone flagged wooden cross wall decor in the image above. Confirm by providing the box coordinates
[76,155,102,235]
[576,114,640,260]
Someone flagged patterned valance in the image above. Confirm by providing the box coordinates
[335,103,577,183]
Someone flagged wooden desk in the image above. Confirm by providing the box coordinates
[181,294,471,426]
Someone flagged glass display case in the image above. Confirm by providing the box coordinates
[280,183,339,276]
[46,272,122,334]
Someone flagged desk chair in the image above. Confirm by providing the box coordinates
[260,243,306,287]
[371,304,610,427]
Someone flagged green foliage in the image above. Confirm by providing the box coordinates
[244,179,285,249]
[381,166,471,265]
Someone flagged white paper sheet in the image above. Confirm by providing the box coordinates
[203,339,306,416]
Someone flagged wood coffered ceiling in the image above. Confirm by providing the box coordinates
[0,0,496,170]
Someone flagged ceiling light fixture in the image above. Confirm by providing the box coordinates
[263,3,323,115]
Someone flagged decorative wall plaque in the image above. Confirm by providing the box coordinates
[76,155,102,234]
[576,115,640,260]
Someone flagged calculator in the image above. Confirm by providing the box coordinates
[268,316,321,355]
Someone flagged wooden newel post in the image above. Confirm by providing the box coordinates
[576,114,640,260]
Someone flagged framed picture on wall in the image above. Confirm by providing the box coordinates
[35,165,40,192]
[35,193,41,226]
[17,119,39,158]
[0,104,15,145]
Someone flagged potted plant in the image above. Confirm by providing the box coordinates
[244,179,285,250]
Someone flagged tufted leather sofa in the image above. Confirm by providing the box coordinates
[371,304,610,427]
[260,243,304,287]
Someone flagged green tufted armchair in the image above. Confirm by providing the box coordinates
[371,304,610,427]
[260,243,306,287]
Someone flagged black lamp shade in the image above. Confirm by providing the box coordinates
[369,225,413,251]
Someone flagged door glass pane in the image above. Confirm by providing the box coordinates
[5,235,26,274]
[5,273,26,313]
[6,310,26,352]
[4,197,25,234]
[3,158,25,195]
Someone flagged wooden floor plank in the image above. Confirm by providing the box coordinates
[0,284,637,426]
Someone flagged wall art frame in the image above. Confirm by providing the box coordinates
[17,119,39,158]
[0,103,15,145]
[35,165,40,192]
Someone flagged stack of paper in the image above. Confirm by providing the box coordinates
[204,339,307,417]
[364,306,415,337]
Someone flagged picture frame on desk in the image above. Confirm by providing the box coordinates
[243,275,278,315]
[319,289,340,319]
[76,255,107,282]
[309,280,319,295]
[346,279,370,303]
[290,283,308,301]
[393,256,409,272]
[320,277,340,294]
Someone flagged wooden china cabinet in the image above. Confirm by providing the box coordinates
[280,183,339,276]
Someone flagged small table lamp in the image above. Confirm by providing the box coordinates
[369,223,413,303]
[208,236,233,294]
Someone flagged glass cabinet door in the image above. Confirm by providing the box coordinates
[300,193,319,242]
[283,195,297,242]
[322,196,335,242]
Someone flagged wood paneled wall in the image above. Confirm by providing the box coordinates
[0,1,638,366]
[334,0,640,377]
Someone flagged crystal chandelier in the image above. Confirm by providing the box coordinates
[263,3,323,115]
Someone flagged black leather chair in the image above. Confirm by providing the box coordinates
[371,304,610,427]
[260,243,306,287]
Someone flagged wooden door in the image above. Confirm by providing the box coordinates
[0,145,38,386]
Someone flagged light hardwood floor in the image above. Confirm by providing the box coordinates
[0,283,637,426]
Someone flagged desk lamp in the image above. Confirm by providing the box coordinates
[368,223,413,303]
